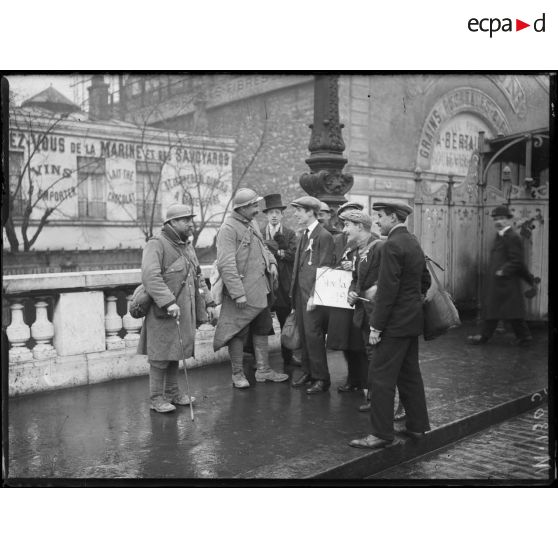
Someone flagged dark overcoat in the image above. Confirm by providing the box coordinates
[261,223,297,310]
[213,212,276,350]
[327,232,363,351]
[289,222,335,304]
[370,226,431,338]
[483,228,527,320]
[350,234,383,331]
[137,226,198,361]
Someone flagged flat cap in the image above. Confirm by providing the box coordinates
[164,204,196,223]
[290,195,322,213]
[338,200,364,216]
[372,201,413,218]
[319,201,331,213]
[491,205,513,218]
[340,210,372,229]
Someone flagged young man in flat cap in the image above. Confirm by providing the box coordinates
[350,201,431,449]
[318,201,342,236]
[213,188,288,388]
[138,204,213,413]
[289,196,335,394]
[260,193,299,371]
[467,204,534,346]
[327,201,369,395]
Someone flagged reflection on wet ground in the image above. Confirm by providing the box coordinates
[8,320,548,479]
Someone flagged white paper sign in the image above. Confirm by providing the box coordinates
[312,267,353,309]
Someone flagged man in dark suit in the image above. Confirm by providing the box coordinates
[349,201,431,449]
[289,196,335,394]
[260,193,299,370]
[467,204,533,346]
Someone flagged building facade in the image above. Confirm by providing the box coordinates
[114,73,550,319]
[5,86,235,253]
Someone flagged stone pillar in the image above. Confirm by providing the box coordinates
[105,295,125,350]
[299,75,354,213]
[31,299,57,359]
[122,294,142,347]
[6,301,33,362]
[53,291,105,356]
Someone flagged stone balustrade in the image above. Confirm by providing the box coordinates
[4,267,281,397]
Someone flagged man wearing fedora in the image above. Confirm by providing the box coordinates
[350,201,431,449]
[467,204,533,346]
[213,188,289,388]
[260,193,300,371]
[289,196,335,394]
[138,204,211,413]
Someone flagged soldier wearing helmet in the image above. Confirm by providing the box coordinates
[138,204,214,413]
[213,188,289,388]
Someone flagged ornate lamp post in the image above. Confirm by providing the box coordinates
[299,75,354,212]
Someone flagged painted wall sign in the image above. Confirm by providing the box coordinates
[10,129,233,223]
[430,114,493,176]
[417,88,511,173]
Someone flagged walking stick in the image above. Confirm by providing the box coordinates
[175,317,195,421]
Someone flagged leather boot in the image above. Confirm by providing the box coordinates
[229,336,250,388]
[149,365,176,412]
[253,335,288,382]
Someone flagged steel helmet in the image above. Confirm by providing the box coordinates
[233,188,263,209]
[164,204,196,223]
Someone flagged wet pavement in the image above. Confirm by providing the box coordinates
[6,320,549,481]
[371,404,552,481]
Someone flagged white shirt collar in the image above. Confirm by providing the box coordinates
[306,220,319,235]
[498,226,511,237]
[388,223,407,236]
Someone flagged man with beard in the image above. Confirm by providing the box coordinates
[289,196,335,394]
[467,205,533,346]
[138,204,213,413]
[213,188,288,388]
[260,193,300,372]
[349,201,431,449]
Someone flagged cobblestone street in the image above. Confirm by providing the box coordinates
[372,404,552,481]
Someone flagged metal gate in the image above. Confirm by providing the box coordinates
[414,130,548,321]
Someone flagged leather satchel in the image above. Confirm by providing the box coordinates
[281,310,301,351]
[423,259,461,340]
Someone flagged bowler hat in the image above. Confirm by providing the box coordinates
[290,195,322,213]
[262,193,286,212]
[340,210,372,229]
[491,205,513,218]
[164,204,196,223]
[372,200,413,219]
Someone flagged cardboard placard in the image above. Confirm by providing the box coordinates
[312,267,353,309]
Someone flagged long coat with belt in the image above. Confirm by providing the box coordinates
[370,226,431,338]
[483,228,527,320]
[260,223,297,310]
[137,225,199,362]
[213,211,276,351]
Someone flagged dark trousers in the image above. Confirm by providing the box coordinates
[274,305,293,363]
[369,336,430,441]
[481,319,531,341]
[295,290,330,383]
[344,350,368,389]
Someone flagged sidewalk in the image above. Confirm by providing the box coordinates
[6,320,549,482]
[370,404,552,481]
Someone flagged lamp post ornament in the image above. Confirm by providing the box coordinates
[299,75,354,212]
